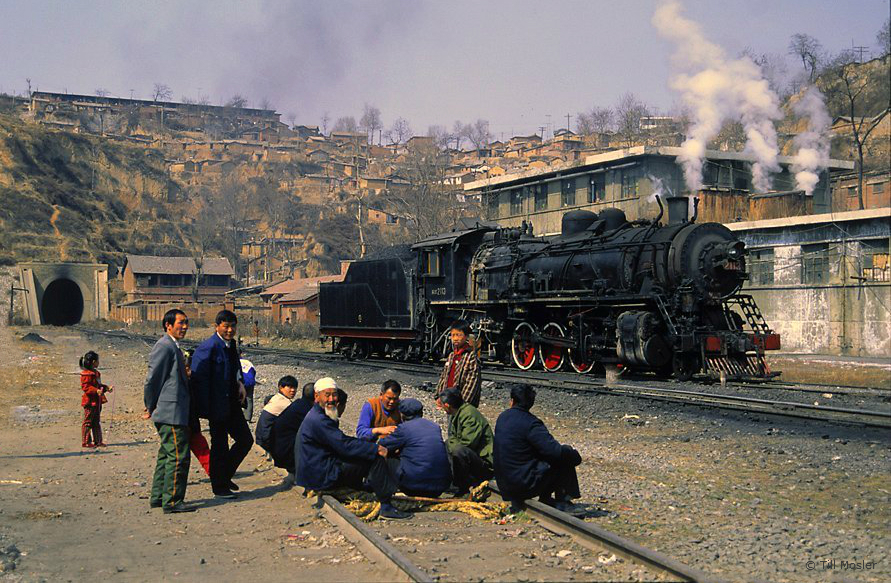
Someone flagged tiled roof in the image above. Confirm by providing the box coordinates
[125,255,234,276]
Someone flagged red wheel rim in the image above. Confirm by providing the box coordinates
[511,322,537,370]
[539,323,565,372]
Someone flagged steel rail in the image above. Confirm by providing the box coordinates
[316,494,433,583]
[488,482,724,583]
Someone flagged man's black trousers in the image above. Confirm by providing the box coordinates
[449,444,493,491]
[208,405,254,492]
[335,457,398,503]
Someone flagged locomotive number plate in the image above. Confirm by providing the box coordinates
[430,287,447,296]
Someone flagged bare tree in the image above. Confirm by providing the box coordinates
[426,125,452,150]
[226,94,248,108]
[152,83,172,102]
[384,117,413,145]
[332,115,359,133]
[258,97,274,111]
[360,103,382,144]
[465,119,491,151]
[95,88,110,97]
[788,33,824,82]
[878,18,891,57]
[576,106,614,135]
[452,120,469,150]
[384,142,455,240]
[614,92,649,147]
[823,51,891,209]
[197,94,211,106]
[321,112,330,135]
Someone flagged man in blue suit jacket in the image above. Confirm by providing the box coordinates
[379,398,451,498]
[190,310,253,498]
[296,377,409,519]
[493,384,583,515]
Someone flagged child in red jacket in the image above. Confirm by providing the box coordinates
[80,351,112,448]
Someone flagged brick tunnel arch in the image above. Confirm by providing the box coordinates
[41,278,84,325]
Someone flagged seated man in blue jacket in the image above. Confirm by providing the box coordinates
[493,384,583,515]
[379,398,451,498]
[255,375,298,456]
[270,382,315,478]
[295,377,410,519]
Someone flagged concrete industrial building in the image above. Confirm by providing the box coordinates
[465,146,856,233]
[728,208,890,357]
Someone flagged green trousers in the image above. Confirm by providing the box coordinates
[150,423,191,508]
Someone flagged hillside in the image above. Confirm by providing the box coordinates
[0,114,195,267]
[0,113,392,276]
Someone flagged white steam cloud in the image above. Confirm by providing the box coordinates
[791,87,831,195]
[652,1,782,193]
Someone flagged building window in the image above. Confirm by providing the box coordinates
[872,182,885,194]
[862,239,889,282]
[621,168,640,198]
[561,179,575,207]
[748,248,774,285]
[588,174,605,202]
[386,214,398,224]
[801,243,830,284]
[534,184,548,211]
[847,186,858,197]
[510,188,523,215]
[487,192,499,218]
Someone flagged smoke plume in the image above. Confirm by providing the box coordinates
[791,86,831,195]
[652,1,782,193]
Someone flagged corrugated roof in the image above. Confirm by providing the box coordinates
[277,287,320,303]
[125,255,234,276]
[261,274,345,298]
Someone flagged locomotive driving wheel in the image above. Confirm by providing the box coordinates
[568,346,596,374]
[538,322,566,372]
[511,321,537,370]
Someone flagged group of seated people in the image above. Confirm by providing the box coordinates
[255,374,583,519]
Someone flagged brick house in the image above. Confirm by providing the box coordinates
[122,255,234,302]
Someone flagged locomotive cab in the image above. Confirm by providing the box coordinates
[411,224,496,304]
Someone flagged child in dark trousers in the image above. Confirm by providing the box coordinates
[80,351,113,448]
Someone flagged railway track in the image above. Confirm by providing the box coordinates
[258,456,721,582]
[74,326,891,429]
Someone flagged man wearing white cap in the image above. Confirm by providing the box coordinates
[295,377,409,519]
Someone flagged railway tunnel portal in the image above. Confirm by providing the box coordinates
[17,263,108,325]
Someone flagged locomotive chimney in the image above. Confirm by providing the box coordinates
[665,195,689,225]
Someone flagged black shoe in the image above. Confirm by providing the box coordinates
[149,500,162,509]
[554,500,586,517]
[228,480,240,492]
[379,504,411,519]
[452,489,469,499]
[213,489,237,499]
[163,503,197,514]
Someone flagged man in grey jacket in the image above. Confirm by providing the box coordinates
[144,309,196,514]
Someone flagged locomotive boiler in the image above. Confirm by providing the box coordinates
[319,196,780,381]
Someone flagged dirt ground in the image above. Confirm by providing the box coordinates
[0,324,401,582]
[2,319,889,582]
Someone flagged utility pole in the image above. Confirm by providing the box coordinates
[538,125,547,139]
[565,113,571,132]
[545,114,552,139]
[851,43,868,62]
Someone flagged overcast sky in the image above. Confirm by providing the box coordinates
[1,0,888,138]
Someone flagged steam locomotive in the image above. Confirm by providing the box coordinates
[319,196,780,380]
